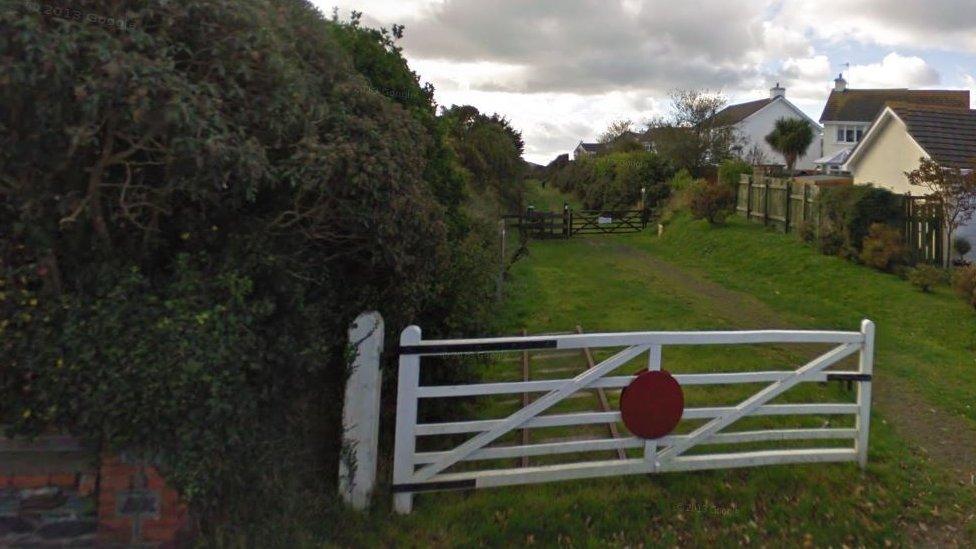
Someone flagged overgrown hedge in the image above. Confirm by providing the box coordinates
[0,0,499,530]
[547,151,675,210]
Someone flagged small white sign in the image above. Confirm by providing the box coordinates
[598,216,613,225]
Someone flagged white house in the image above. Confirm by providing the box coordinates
[709,84,823,171]
[573,141,604,160]
[816,74,970,173]
[842,102,976,259]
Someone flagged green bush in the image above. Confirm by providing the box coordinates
[0,0,498,527]
[859,223,908,271]
[797,220,816,244]
[952,266,976,308]
[908,264,946,292]
[688,180,735,225]
[718,159,753,187]
[667,169,697,191]
[548,151,674,210]
[954,237,972,259]
[819,185,905,251]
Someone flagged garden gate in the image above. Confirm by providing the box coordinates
[391,320,874,513]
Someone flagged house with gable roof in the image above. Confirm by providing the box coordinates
[815,73,970,173]
[708,83,823,171]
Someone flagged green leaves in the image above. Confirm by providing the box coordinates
[764,118,815,174]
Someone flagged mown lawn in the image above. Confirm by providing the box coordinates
[328,211,976,547]
[633,214,976,424]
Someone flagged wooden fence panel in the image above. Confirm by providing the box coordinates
[903,197,943,264]
[736,174,943,264]
[737,174,818,234]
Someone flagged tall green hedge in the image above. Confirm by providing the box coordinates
[548,151,675,210]
[0,0,497,527]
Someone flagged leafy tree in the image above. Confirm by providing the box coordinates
[906,158,976,266]
[0,1,499,531]
[598,119,634,144]
[764,118,815,177]
[440,105,526,212]
[646,91,740,172]
[718,159,753,187]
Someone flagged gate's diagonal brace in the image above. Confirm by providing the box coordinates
[412,344,650,483]
[656,343,860,463]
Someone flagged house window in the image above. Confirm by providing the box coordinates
[836,125,865,143]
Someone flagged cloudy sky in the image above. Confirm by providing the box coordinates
[318,1,976,164]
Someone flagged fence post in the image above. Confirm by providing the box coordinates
[856,319,875,469]
[744,176,751,219]
[497,220,506,301]
[763,177,770,226]
[393,326,422,514]
[339,312,384,510]
[784,180,792,233]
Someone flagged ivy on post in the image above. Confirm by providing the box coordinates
[339,312,384,510]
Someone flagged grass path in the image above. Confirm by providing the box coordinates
[352,215,976,547]
[579,235,976,545]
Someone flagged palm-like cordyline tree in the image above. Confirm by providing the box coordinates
[765,118,814,178]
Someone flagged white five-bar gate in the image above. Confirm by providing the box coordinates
[392,320,875,514]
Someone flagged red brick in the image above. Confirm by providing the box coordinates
[9,475,50,488]
[48,473,76,487]
[78,473,97,496]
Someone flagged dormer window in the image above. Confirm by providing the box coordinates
[836,124,864,143]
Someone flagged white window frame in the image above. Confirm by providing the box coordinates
[835,124,865,144]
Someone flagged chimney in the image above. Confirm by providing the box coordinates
[834,73,847,92]
[770,82,785,99]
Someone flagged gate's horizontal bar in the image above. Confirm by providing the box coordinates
[416,370,868,398]
[826,373,872,382]
[400,330,863,356]
[414,404,859,435]
[413,428,857,464]
[401,340,558,355]
[390,479,476,493]
[657,447,858,473]
[408,448,857,491]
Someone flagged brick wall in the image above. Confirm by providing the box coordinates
[0,435,190,546]
[97,453,191,546]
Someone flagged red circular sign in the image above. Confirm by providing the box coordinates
[620,370,684,439]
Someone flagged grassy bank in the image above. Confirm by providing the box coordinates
[633,214,976,424]
[341,210,976,546]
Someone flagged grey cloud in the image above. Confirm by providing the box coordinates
[394,0,770,94]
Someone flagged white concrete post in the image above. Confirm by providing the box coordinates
[856,319,875,469]
[339,312,384,510]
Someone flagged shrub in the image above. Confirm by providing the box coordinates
[859,224,907,271]
[908,264,945,292]
[689,180,735,225]
[668,169,697,191]
[952,266,976,308]
[797,220,816,244]
[548,151,674,210]
[819,185,905,251]
[954,236,972,258]
[0,1,498,528]
[718,159,753,187]
[818,226,845,256]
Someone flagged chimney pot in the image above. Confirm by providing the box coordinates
[834,73,847,92]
